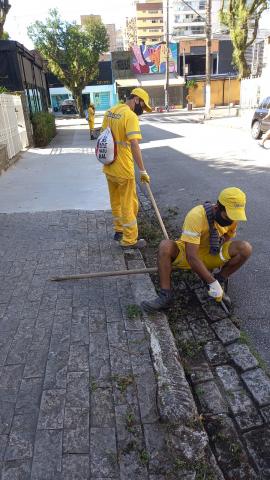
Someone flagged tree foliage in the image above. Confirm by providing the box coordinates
[27,9,109,115]
[219,0,268,78]
[0,0,11,39]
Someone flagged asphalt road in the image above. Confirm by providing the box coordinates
[139,110,270,366]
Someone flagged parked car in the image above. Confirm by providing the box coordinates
[251,96,270,139]
[61,99,77,115]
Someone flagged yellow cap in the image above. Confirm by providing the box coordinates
[131,88,152,112]
[218,187,247,221]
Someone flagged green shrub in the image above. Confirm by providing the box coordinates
[31,112,56,147]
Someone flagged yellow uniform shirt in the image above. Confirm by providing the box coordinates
[102,104,142,179]
[174,205,237,269]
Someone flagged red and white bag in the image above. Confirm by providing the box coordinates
[95,127,117,165]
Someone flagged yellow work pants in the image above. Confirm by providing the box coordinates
[106,174,139,245]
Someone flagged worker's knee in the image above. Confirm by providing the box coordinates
[229,240,252,259]
[159,240,178,259]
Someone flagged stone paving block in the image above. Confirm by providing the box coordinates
[212,318,241,345]
[201,300,228,323]
[187,314,216,343]
[0,434,8,460]
[38,389,66,430]
[0,365,24,396]
[224,389,263,430]
[1,459,32,480]
[44,350,69,390]
[4,413,37,461]
[116,423,148,480]
[5,327,33,365]
[127,331,153,375]
[112,374,139,407]
[226,343,258,371]
[216,365,243,391]
[244,427,270,477]
[89,332,111,381]
[195,380,228,414]
[242,369,270,406]
[193,286,211,304]
[66,371,89,408]
[63,407,89,454]
[31,429,62,480]
[23,344,50,379]
[0,401,15,434]
[204,414,256,479]
[260,405,270,422]
[188,356,214,384]
[61,454,90,479]
[71,307,90,344]
[89,308,107,333]
[144,423,173,475]
[0,335,13,366]
[15,377,43,416]
[135,369,159,423]
[68,344,89,372]
[91,381,115,427]
[204,340,229,365]
[90,427,119,478]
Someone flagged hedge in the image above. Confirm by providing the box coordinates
[31,112,56,147]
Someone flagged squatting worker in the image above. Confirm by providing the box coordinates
[88,103,95,140]
[101,88,152,249]
[141,187,252,312]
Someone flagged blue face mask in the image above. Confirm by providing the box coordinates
[214,209,233,227]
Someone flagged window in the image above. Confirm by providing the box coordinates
[199,1,206,9]
[116,59,130,70]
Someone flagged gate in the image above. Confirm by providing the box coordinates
[0,94,28,159]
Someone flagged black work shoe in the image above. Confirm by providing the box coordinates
[121,239,147,249]
[114,232,123,242]
[141,289,173,313]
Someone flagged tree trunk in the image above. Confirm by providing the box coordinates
[238,50,251,78]
[72,90,84,117]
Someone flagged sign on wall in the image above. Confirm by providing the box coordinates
[131,43,178,74]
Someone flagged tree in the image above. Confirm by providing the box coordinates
[219,0,268,78]
[0,0,11,39]
[28,9,109,116]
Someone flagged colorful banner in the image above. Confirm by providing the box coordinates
[131,43,178,74]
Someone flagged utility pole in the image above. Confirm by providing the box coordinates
[164,0,170,111]
[204,0,212,119]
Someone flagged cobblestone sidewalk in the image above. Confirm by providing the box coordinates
[0,210,221,480]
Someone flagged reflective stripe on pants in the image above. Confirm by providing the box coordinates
[106,174,139,245]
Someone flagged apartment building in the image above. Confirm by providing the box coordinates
[80,16,123,52]
[136,1,164,45]
[171,0,221,40]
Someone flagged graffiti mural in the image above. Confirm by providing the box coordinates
[131,43,178,74]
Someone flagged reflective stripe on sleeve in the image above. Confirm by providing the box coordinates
[182,230,200,238]
[115,141,129,147]
[127,131,141,136]
[219,247,226,262]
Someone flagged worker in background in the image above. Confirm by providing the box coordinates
[88,103,95,140]
[101,88,152,249]
[141,187,252,312]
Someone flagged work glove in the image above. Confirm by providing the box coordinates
[208,280,223,302]
[140,170,150,184]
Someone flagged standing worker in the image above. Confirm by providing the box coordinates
[88,103,95,140]
[141,187,252,312]
[101,88,152,249]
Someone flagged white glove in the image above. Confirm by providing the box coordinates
[208,280,223,301]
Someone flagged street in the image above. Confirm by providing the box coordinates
[139,109,270,366]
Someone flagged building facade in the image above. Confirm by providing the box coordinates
[136,1,164,45]
[171,0,222,41]
[0,40,50,114]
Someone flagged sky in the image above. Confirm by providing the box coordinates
[4,0,135,50]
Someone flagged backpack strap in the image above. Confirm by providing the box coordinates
[203,202,220,255]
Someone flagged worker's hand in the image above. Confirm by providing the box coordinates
[208,280,223,302]
[140,170,150,184]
